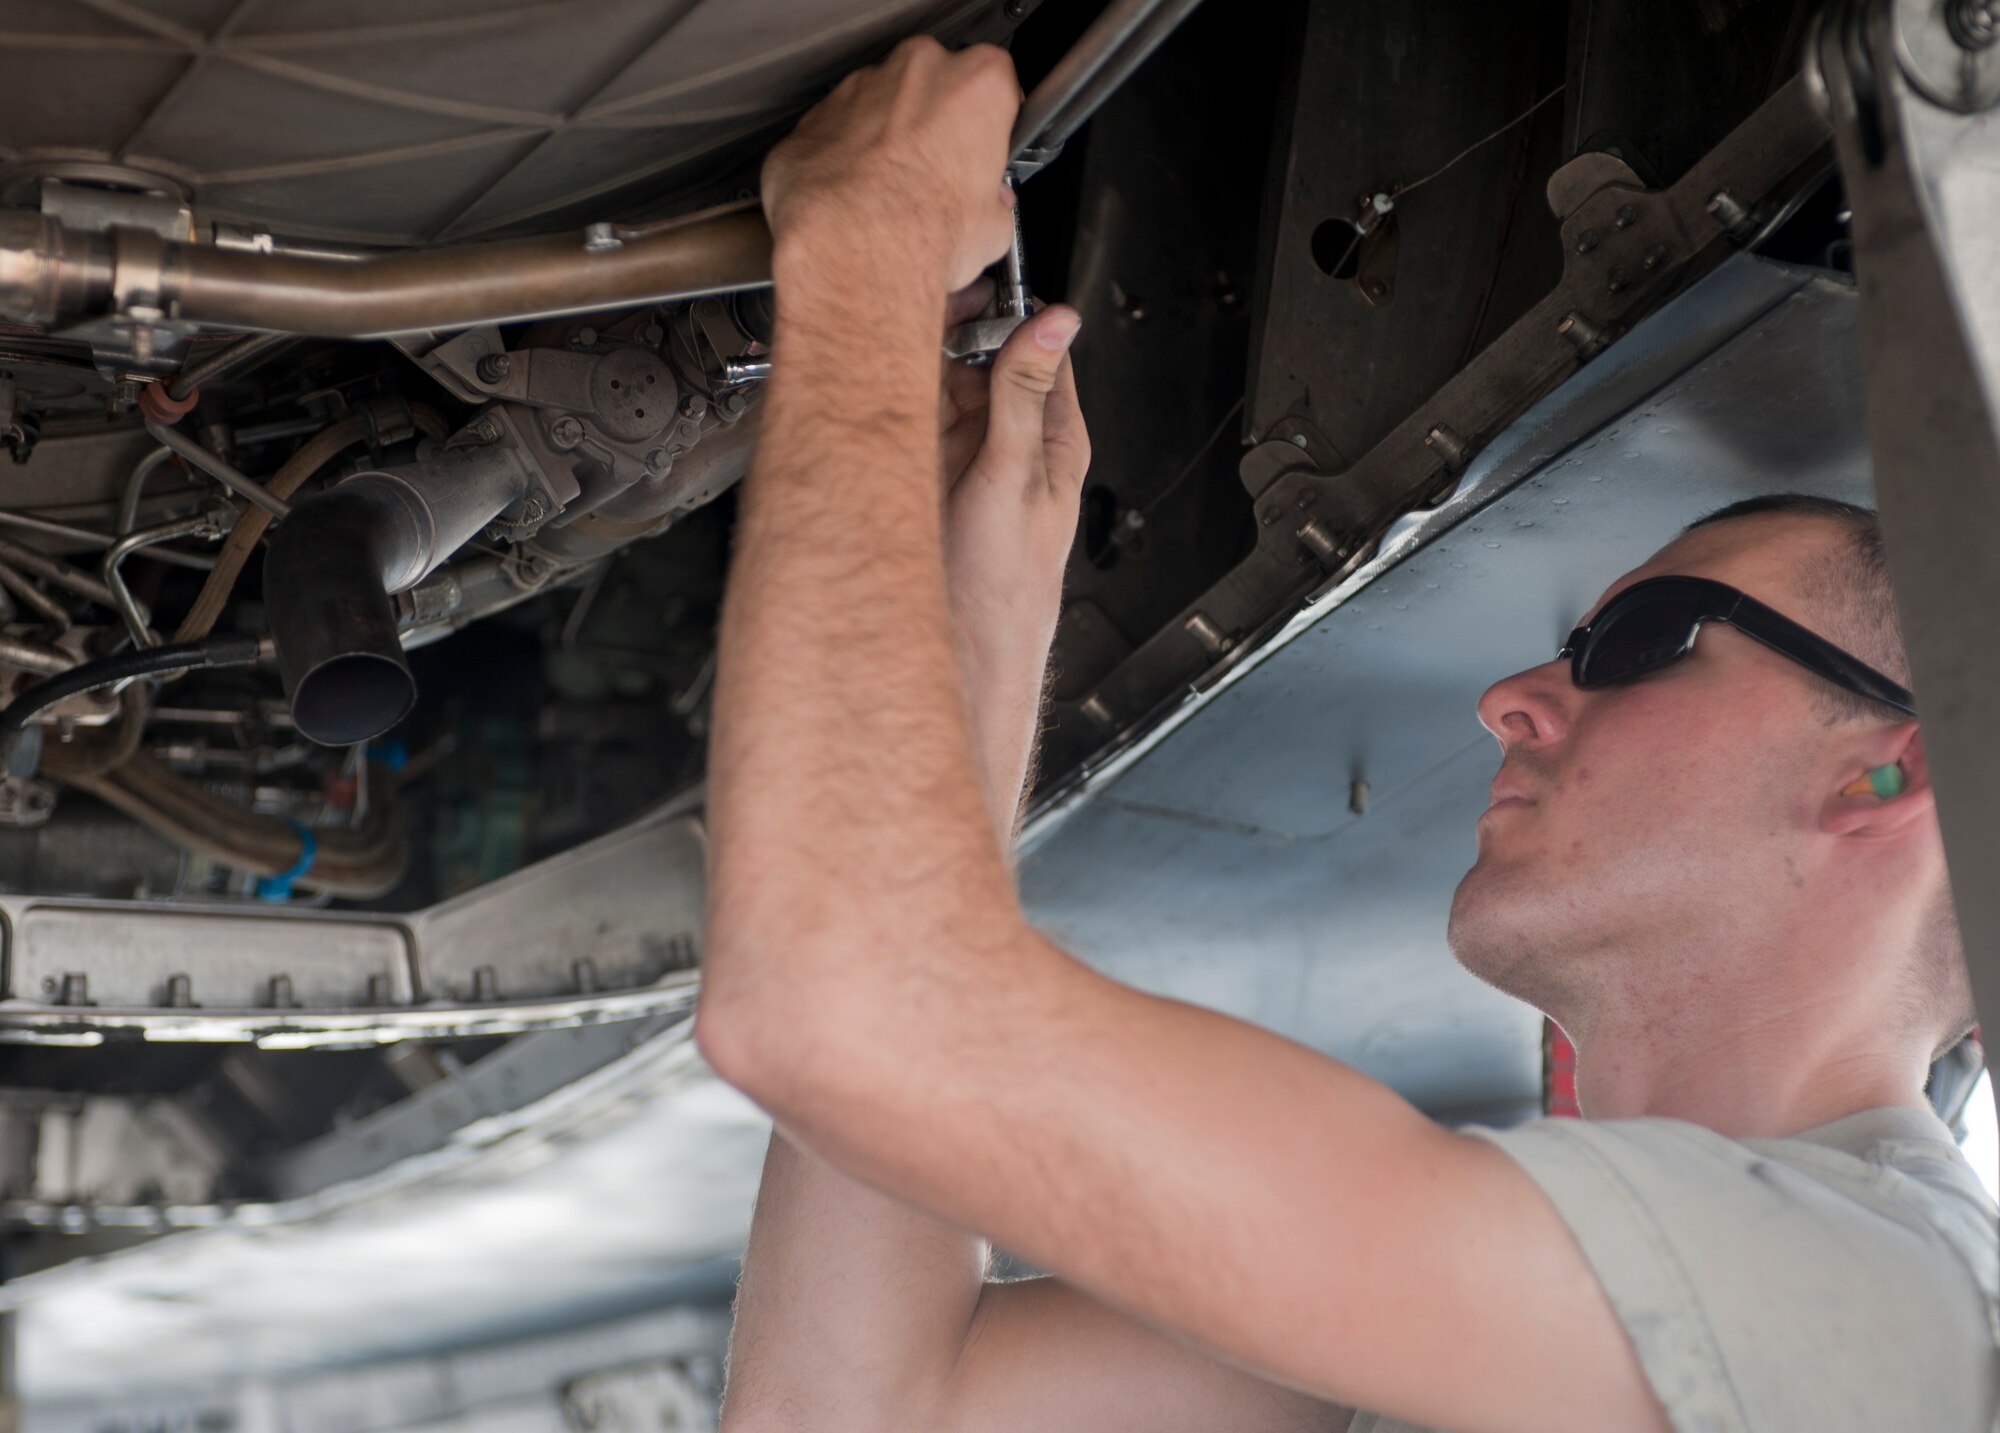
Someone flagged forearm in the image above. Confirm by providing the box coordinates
[702,235,1028,1075]
[721,466,1046,1430]
[722,1132,984,1432]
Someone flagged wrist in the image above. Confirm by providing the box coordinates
[770,220,952,325]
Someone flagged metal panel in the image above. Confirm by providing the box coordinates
[11,908,412,1010]
[0,796,706,1046]
[0,0,1021,246]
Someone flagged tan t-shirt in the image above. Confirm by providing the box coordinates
[1350,1106,2000,1432]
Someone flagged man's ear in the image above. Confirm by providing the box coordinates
[1822,722,1936,837]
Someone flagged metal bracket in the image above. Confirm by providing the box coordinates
[1812,0,2000,1080]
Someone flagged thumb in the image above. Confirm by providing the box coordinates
[981,305,1081,472]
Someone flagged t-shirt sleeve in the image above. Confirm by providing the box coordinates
[1467,1117,1997,1433]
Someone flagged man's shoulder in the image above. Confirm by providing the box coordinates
[1464,1107,1999,1432]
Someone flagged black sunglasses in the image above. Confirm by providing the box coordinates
[1558,576,1916,717]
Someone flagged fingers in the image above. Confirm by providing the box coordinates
[979,304,1081,478]
[1042,351,1091,496]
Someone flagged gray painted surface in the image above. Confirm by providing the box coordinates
[13,256,1873,1412]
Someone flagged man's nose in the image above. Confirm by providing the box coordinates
[1475,658,1575,749]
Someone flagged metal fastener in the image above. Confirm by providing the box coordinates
[583,222,622,253]
[471,415,500,442]
[550,415,585,449]
[1558,311,1608,358]
[679,394,708,420]
[1297,518,1343,566]
[1612,203,1637,230]
[1947,0,1999,48]
[1423,424,1467,469]
[1574,228,1600,254]
[1705,189,1753,236]
[476,352,512,384]
[1183,611,1234,654]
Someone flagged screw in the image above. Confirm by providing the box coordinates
[1613,203,1637,230]
[471,415,500,442]
[1575,229,1600,254]
[641,321,664,345]
[521,496,547,524]
[1607,268,1630,294]
[1005,0,1027,15]
[1948,0,1999,48]
[476,352,512,384]
[1365,279,1389,300]
[679,394,708,420]
[1641,243,1668,272]
[571,327,598,350]
[550,415,585,448]
[645,447,672,473]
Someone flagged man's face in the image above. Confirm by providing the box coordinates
[1446,516,1855,1020]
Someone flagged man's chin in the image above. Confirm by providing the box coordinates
[1446,864,1542,991]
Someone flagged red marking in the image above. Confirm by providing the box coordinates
[138,381,198,423]
[1543,1019,1581,1118]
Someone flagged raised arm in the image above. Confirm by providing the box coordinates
[699,37,1666,1433]
[718,219,1344,1433]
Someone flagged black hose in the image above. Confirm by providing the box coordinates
[0,634,261,772]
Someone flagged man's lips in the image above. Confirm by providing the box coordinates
[1482,775,1537,816]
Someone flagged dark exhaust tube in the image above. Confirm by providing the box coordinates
[265,486,419,747]
[265,442,536,745]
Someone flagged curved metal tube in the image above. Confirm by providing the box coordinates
[104,511,226,648]
[144,421,291,517]
[265,444,533,744]
[2,204,773,337]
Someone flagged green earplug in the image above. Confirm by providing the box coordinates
[1868,764,1906,799]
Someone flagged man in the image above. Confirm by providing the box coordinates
[694,36,1999,1432]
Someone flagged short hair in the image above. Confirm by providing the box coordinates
[1686,494,1970,1055]
[1684,494,1909,722]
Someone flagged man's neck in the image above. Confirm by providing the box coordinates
[1562,964,1933,1139]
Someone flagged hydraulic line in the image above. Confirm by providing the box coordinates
[72,749,409,898]
[175,413,371,642]
[0,633,260,771]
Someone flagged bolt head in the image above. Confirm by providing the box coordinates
[679,394,708,420]
[477,352,512,383]
[550,415,584,448]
